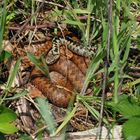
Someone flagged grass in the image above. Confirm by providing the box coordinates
[0,0,140,139]
[0,0,7,51]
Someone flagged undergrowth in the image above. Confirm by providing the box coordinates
[0,0,140,139]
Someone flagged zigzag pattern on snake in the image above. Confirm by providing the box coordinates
[46,37,97,64]
[4,34,97,107]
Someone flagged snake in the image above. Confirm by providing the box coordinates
[46,37,97,65]
[4,34,97,107]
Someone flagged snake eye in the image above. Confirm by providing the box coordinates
[65,36,73,41]
[65,35,80,44]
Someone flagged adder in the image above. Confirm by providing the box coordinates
[3,32,97,107]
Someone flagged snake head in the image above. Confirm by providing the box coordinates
[46,48,60,65]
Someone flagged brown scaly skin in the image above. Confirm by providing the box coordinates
[70,53,90,75]
[30,50,89,107]
[49,56,86,92]
[50,71,74,91]
[30,68,74,107]
[11,41,53,69]
[9,38,91,107]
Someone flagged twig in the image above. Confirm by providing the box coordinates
[35,0,64,8]
[96,0,113,139]
[8,23,56,30]
[4,0,45,48]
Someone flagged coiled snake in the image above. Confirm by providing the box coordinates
[4,34,97,107]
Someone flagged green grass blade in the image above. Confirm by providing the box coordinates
[82,100,108,125]
[0,50,12,62]
[5,58,21,90]
[27,52,49,77]
[54,106,76,136]
[0,58,21,105]
[121,35,131,64]
[131,78,140,86]
[85,0,93,44]
[64,19,85,26]
[63,7,85,36]
[4,90,28,100]
[112,26,119,104]
[36,97,56,136]
[81,49,105,95]
[0,0,8,51]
